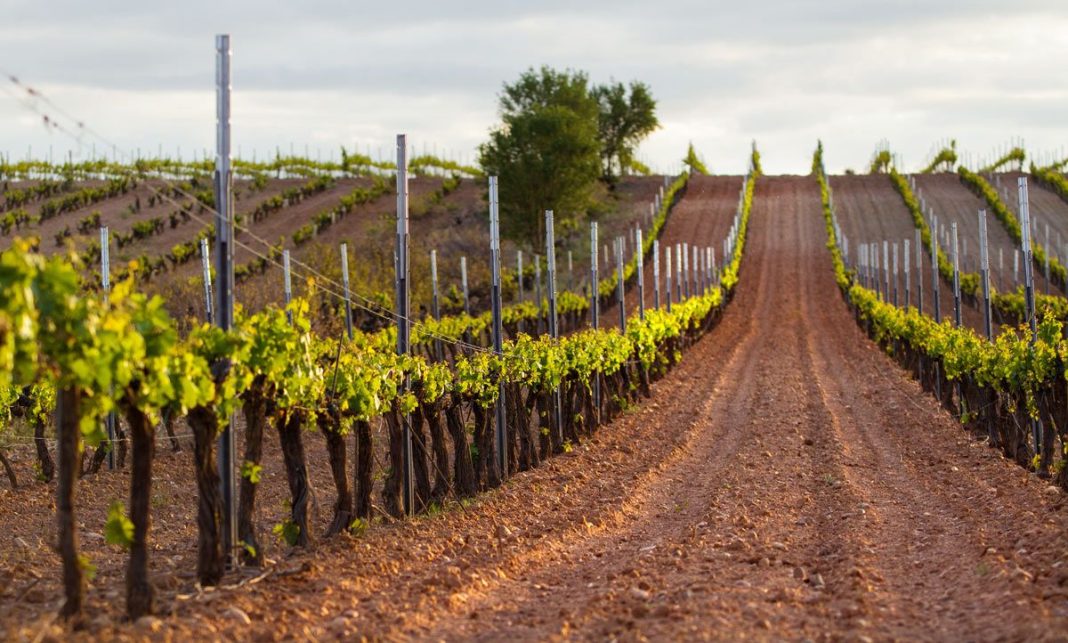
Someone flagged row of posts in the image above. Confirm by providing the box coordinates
[849,180,1044,343]
[157,33,752,568]
[846,177,1042,449]
[909,176,1065,295]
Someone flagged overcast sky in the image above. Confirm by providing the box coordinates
[1,1,1066,174]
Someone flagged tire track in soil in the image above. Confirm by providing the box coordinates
[419,175,787,640]
[68,172,760,642]
[59,176,1068,642]
[384,174,777,638]
[421,177,880,641]
[631,175,744,314]
[798,206,1068,637]
[604,175,742,327]
[410,175,1068,641]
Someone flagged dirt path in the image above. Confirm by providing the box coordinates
[10,176,1068,641]
[602,174,742,327]
[634,175,742,314]
[408,176,1068,640]
[831,174,1002,334]
[913,172,1057,295]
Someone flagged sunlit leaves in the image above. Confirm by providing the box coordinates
[104,501,134,549]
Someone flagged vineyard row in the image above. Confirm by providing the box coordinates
[0,149,760,622]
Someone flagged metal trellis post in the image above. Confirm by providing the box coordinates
[213,33,237,565]
[979,211,993,340]
[952,223,961,328]
[395,133,414,516]
[932,215,941,322]
[283,250,293,324]
[636,228,645,320]
[546,210,563,447]
[653,239,661,310]
[490,178,506,477]
[590,222,600,414]
[461,256,469,316]
[194,236,213,326]
[341,243,353,340]
[666,245,673,312]
[100,226,115,470]
[1019,177,1041,451]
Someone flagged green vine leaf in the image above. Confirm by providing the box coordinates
[104,501,134,549]
[272,520,300,547]
[241,460,263,484]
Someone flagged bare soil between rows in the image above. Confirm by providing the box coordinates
[5,175,1068,641]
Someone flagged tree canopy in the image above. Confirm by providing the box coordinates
[479,66,659,251]
[594,81,659,183]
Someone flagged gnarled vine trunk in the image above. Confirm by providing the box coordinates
[536,392,551,461]
[187,405,224,586]
[162,408,181,452]
[583,383,599,437]
[0,450,14,487]
[124,404,155,619]
[519,388,539,471]
[32,413,54,481]
[277,410,314,547]
[638,365,652,398]
[474,402,500,489]
[562,381,579,445]
[353,419,373,520]
[410,406,432,512]
[56,386,83,620]
[318,407,352,537]
[420,399,451,501]
[444,399,477,498]
[382,404,406,518]
[505,383,523,473]
[238,381,267,566]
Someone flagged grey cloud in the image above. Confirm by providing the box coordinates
[2,0,1067,173]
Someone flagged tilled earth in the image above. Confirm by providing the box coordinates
[6,175,1068,641]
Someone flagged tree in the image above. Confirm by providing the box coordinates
[479,67,602,251]
[593,81,659,184]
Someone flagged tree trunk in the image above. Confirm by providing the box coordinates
[56,387,83,620]
[87,435,110,474]
[382,405,405,518]
[475,403,500,489]
[124,404,155,619]
[536,392,551,461]
[506,383,522,473]
[353,419,373,521]
[520,388,539,470]
[0,450,16,488]
[409,406,432,512]
[638,365,652,398]
[32,414,54,481]
[238,383,267,566]
[277,410,314,547]
[319,409,352,537]
[163,408,181,452]
[471,401,487,488]
[116,419,128,469]
[583,383,599,437]
[562,382,579,445]
[444,400,477,498]
[420,400,450,501]
[187,406,224,586]
[1037,388,1057,477]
